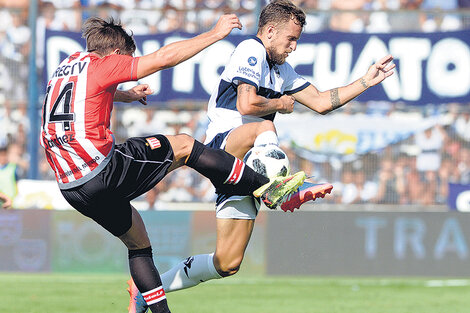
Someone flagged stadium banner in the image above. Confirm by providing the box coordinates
[0,210,51,272]
[448,183,470,212]
[44,29,470,105]
[276,112,439,157]
[50,210,192,272]
[267,211,470,277]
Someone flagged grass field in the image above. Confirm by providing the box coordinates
[2,273,470,313]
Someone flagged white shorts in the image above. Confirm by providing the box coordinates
[216,195,261,220]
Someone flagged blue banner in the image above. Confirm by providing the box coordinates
[44,29,470,104]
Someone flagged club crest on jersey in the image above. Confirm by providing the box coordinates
[248,56,257,66]
[146,137,161,149]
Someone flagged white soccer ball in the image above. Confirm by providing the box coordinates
[243,144,290,178]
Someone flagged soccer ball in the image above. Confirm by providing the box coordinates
[243,144,290,178]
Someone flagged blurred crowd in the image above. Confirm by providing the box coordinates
[107,102,470,208]
[1,1,470,209]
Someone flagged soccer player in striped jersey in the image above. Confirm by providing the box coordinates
[128,1,395,312]
[41,14,309,313]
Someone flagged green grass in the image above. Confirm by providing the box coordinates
[2,273,470,313]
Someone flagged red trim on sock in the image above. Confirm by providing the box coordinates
[142,286,166,305]
[224,158,245,185]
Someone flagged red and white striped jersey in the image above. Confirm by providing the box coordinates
[41,52,139,189]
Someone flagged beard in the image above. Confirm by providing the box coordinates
[267,47,286,65]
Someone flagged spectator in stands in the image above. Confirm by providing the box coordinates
[387,0,424,32]
[0,144,18,207]
[457,147,470,184]
[414,125,445,176]
[159,167,198,202]
[454,111,470,142]
[338,167,360,204]
[373,158,400,203]
[405,164,426,204]
[300,0,327,33]
[421,0,461,32]
[354,169,378,204]
[329,0,368,32]
[40,0,82,31]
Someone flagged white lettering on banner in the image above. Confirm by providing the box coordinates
[456,190,470,212]
[427,38,470,97]
[350,36,401,100]
[287,43,315,83]
[355,217,387,259]
[434,218,468,259]
[394,218,426,259]
[356,217,469,260]
[141,40,161,94]
[390,38,431,101]
[168,36,200,93]
[313,42,352,89]
[199,41,236,94]
[46,33,470,102]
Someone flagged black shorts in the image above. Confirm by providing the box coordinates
[61,135,174,237]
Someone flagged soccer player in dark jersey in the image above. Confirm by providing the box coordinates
[41,14,310,313]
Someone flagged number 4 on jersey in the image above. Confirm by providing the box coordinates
[43,81,75,131]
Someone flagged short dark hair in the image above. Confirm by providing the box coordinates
[82,17,136,56]
[258,0,306,33]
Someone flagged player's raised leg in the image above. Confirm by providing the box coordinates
[165,134,305,207]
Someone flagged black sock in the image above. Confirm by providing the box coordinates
[185,141,269,195]
[129,247,170,313]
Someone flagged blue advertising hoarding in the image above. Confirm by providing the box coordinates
[44,29,470,105]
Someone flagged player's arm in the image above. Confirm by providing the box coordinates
[293,55,395,114]
[236,83,295,116]
[114,84,153,105]
[136,14,242,79]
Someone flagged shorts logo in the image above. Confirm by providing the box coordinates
[146,137,161,149]
[248,56,257,66]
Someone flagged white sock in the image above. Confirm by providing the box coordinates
[254,131,279,147]
[161,253,221,292]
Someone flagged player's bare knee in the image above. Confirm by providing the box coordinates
[217,264,240,277]
[168,134,195,160]
[257,120,275,134]
[215,257,243,277]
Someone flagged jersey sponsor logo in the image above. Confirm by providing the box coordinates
[58,156,100,180]
[142,286,166,305]
[237,66,261,80]
[51,61,88,78]
[248,56,257,66]
[146,137,161,149]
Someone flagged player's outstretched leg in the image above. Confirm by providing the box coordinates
[185,140,308,203]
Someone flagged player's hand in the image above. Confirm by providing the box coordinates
[363,55,395,87]
[127,84,153,105]
[1,196,12,209]
[278,95,295,114]
[212,14,242,40]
